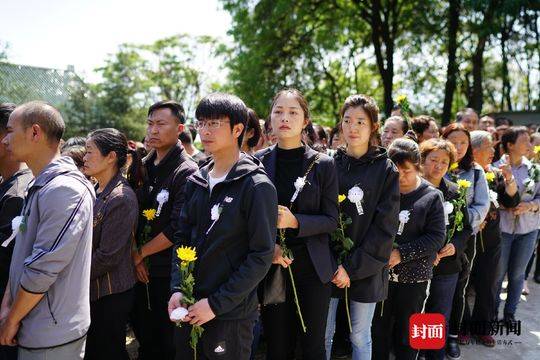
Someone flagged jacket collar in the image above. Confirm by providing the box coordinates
[143,141,186,171]
[97,172,125,200]
[261,143,320,183]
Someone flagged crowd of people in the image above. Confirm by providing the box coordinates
[0,90,538,360]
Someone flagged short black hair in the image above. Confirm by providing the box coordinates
[0,102,16,132]
[16,101,65,143]
[195,93,248,147]
[388,138,421,168]
[178,129,193,145]
[495,117,513,127]
[61,136,87,151]
[245,108,262,149]
[501,126,529,153]
[148,100,185,124]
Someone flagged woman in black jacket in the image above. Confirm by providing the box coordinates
[324,95,400,360]
[256,89,339,360]
[83,129,139,360]
[371,138,446,360]
[420,138,472,360]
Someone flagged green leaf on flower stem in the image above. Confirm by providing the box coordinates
[344,217,353,225]
[344,237,354,250]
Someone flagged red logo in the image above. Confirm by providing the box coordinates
[409,313,446,349]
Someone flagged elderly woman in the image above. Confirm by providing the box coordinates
[381,116,408,148]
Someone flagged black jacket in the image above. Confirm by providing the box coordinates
[391,179,446,283]
[135,142,197,277]
[334,147,400,302]
[255,144,339,283]
[433,178,473,276]
[171,153,277,320]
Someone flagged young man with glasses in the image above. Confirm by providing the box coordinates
[168,93,277,360]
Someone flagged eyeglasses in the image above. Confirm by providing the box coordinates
[194,119,230,130]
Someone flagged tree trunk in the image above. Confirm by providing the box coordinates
[442,0,461,125]
[500,16,513,111]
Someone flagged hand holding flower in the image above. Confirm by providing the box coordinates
[135,262,149,283]
[188,298,215,326]
[332,265,350,288]
[389,249,401,268]
[272,244,293,268]
[439,243,456,258]
[277,205,298,229]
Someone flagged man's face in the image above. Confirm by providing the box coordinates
[1,112,32,162]
[479,116,495,131]
[146,108,183,151]
[460,112,479,132]
[198,117,243,154]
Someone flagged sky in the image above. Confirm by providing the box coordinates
[1,0,231,81]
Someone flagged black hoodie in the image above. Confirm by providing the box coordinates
[391,179,446,283]
[171,153,277,320]
[333,147,400,302]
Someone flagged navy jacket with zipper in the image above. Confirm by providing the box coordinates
[334,147,400,303]
[171,153,277,320]
[255,144,339,284]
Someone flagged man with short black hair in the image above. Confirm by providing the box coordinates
[131,100,197,360]
[179,129,206,165]
[168,93,277,359]
[0,101,94,359]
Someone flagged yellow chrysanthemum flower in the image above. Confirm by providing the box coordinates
[534,145,540,154]
[338,194,346,203]
[396,94,407,104]
[485,172,495,182]
[449,163,459,171]
[142,209,156,221]
[457,179,472,189]
[177,246,197,264]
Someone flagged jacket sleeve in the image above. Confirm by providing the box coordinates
[162,164,197,243]
[496,172,520,209]
[468,168,490,234]
[91,194,138,280]
[295,159,339,238]
[343,165,400,281]
[399,194,446,263]
[207,181,277,316]
[20,182,93,294]
[171,181,195,293]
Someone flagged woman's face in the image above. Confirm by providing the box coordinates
[509,132,532,157]
[422,149,450,183]
[421,121,439,142]
[341,106,374,148]
[270,94,307,141]
[381,119,404,148]
[83,139,111,177]
[397,160,419,192]
[446,130,469,162]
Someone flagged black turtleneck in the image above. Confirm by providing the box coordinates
[275,146,304,246]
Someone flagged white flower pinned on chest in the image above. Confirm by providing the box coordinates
[489,189,499,208]
[443,201,454,226]
[155,189,169,217]
[290,176,307,204]
[1,215,24,248]
[347,186,365,215]
[207,203,223,235]
[397,210,410,235]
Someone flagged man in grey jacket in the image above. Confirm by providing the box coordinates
[0,101,94,360]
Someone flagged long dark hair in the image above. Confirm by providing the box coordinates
[441,123,474,171]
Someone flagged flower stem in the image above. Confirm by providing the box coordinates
[380,300,385,317]
[479,231,484,253]
[145,282,152,311]
[345,287,352,333]
[288,265,307,333]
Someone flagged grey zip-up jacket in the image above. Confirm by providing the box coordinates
[8,156,95,349]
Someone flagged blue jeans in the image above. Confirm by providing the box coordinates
[425,273,459,360]
[325,298,376,360]
[496,230,539,316]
